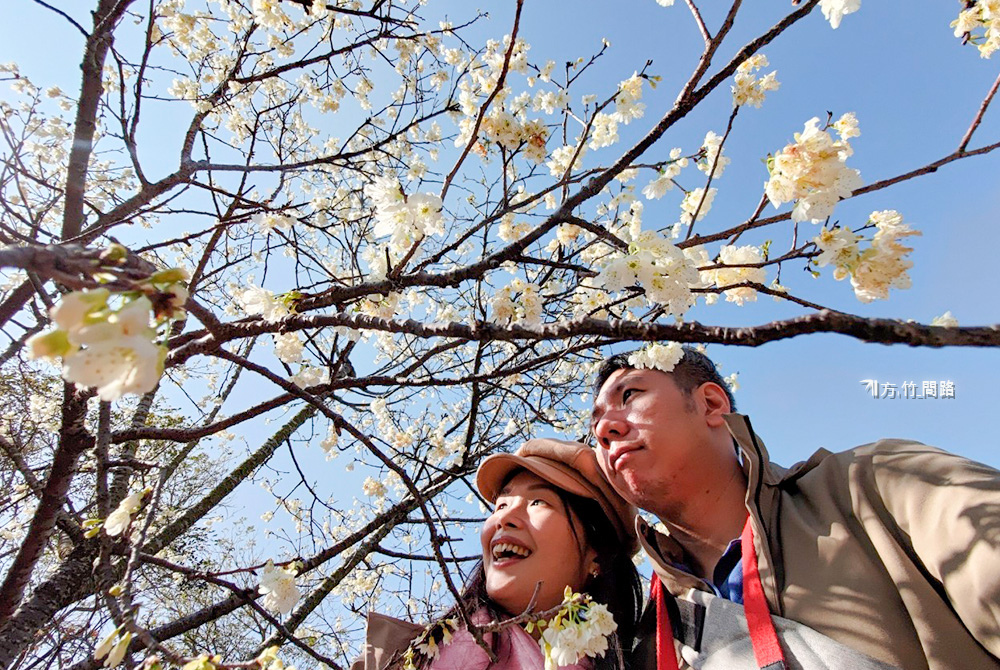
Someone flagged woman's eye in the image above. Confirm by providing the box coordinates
[495,501,508,511]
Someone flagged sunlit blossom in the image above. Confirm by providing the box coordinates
[258,560,301,615]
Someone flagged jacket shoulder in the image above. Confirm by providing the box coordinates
[351,612,425,670]
[786,438,978,475]
[808,438,997,483]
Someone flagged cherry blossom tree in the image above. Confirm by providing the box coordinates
[1,1,999,669]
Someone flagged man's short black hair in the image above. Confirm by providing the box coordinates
[592,346,737,412]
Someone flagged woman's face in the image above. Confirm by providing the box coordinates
[480,470,598,615]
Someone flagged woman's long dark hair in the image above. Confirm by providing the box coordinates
[439,472,643,670]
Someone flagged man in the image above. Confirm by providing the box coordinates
[590,348,1000,670]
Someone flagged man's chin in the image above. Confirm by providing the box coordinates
[611,469,647,509]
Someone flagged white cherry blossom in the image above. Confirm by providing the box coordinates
[820,0,860,30]
[258,560,301,615]
[765,115,862,223]
[104,489,150,537]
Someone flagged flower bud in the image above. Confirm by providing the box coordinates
[148,267,190,284]
[100,244,129,264]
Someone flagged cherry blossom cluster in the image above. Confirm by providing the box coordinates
[94,625,133,668]
[697,131,731,179]
[253,646,285,670]
[258,559,301,616]
[953,0,1000,58]
[460,106,551,164]
[234,286,293,323]
[641,148,690,200]
[362,476,387,499]
[627,342,685,373]
[83,488,151,539]
[452,35,536,153]
[547,143,588,177]
[365,176,445,259]
[27,270,187,401]
[765,114,863,223]
[401,618,458,670]
[732,54,780,108]
[592,229,701,317]
[699,244,768,305]
[932,311,959,327]
[812,210,920,302]
[536,588,618,670]
[612,72,647,124]
[588,113,620,150]
[679,187,717,225]
[255,212,297,234]
[490,278,544,326]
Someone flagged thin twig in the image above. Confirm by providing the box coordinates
[439,0,525,203]
[29,0,90,37]
[683,0,712,44]
[959,69,1000,153]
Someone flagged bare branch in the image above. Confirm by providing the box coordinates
[959,69,1000,152]
[28,0,90,38]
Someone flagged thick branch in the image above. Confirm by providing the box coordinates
[61,0,135,239]
[168,311,1000,364]
[0,244,157,288]
[0,385,94,628]
[0,542,99,669]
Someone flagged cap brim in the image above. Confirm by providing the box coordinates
[476,453,596,504]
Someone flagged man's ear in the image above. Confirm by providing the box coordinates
[698,382,731,426]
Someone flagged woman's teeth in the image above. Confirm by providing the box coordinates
[492,542,531,559]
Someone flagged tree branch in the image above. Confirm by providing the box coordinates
[168,311,1000,363]
[0,385,94,627]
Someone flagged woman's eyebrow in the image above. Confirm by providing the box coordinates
[496,481,557,496]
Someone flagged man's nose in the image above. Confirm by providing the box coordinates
[593,413,627,448]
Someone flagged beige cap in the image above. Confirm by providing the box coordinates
[476,438,638,555]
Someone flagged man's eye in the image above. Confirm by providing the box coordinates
[622,388,638,402]
[495,501,508,511]
[529,498,548,507]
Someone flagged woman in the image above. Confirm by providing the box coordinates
[352,438,642,670]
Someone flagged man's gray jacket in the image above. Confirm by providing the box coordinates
[634,413,1000,670]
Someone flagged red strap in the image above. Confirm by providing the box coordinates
[741,516,788,670]
[653,517,787,670]
[651,573,680,670]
